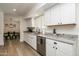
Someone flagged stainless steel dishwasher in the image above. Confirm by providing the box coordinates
[37,36,46,56]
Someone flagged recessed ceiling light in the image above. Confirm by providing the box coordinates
[13,9,16,11]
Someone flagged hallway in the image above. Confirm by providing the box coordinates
[0,39,40,56]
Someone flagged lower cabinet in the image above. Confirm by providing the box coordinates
[30,35,37,50]
[46,39,74,56]
[24,33,37,50]
[46,39,56,56]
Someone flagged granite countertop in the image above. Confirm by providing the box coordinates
[23,31,42,35]
[37,33,78,45]
[24,31,78,45]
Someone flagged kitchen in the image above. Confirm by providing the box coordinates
[23,3,79,56]
[0,3,79,56]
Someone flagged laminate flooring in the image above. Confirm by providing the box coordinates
[0,39,40,56]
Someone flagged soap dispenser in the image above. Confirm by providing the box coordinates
[53,28,56,34]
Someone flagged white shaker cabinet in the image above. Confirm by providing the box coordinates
[41,15,45,28]
[46,39,74,56]
[61,3,76,24]
[35,16,42,28]
[34,14,46,29]
[24,33,37,50]
[56,41,74,56]
[46,39,56,56]
[24,33,29,44]
[44,9,51,26]
[29,34,37,50]
[44,3,76,26]
[51,4,61,25]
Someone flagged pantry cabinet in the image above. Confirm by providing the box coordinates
[46,39,74,56]
[44,3,76,26]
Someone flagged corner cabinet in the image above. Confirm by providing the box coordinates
[46,39,75,56]
[44,3,76,26]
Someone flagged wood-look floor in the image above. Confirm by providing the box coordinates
[0,39,40,56]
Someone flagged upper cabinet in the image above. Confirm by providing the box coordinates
[34,14,46,29]
[35,16,42,28]
[44,3,76,26]
[41,15,45,28]
[61,3,76,24]
[44,9,51,26]
[50,4,61,25]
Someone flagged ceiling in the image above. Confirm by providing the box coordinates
[0,3,37,16]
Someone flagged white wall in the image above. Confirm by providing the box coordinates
[4,15,20,33]
[0,12,4,46]
[20,16,26,42]
[4,15,24,42]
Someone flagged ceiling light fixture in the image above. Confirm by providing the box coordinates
[13,8,16,11]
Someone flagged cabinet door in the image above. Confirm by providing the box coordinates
[46,39,56,56]
[45,9,51,26]
[56,41,74,56]
[35,16,42,28]
[41,15,45,28]
[30,35,37,50]
[61,3,76,24]
[51,4,61,25]
[27,35,31,45]
[24,33,29,44]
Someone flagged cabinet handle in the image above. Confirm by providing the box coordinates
[54,42,57,44]
[56,47,57,49]
[53,46,55,48]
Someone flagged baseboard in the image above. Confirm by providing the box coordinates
[23,41,41,56]
[23,41,37,51]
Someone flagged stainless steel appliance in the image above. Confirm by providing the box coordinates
[37,36,46,56]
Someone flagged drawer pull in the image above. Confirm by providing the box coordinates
[54,42,57,44]
[53,46,55,48]
[56,47,57,49]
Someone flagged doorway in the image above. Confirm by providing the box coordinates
[4,15,20,44]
